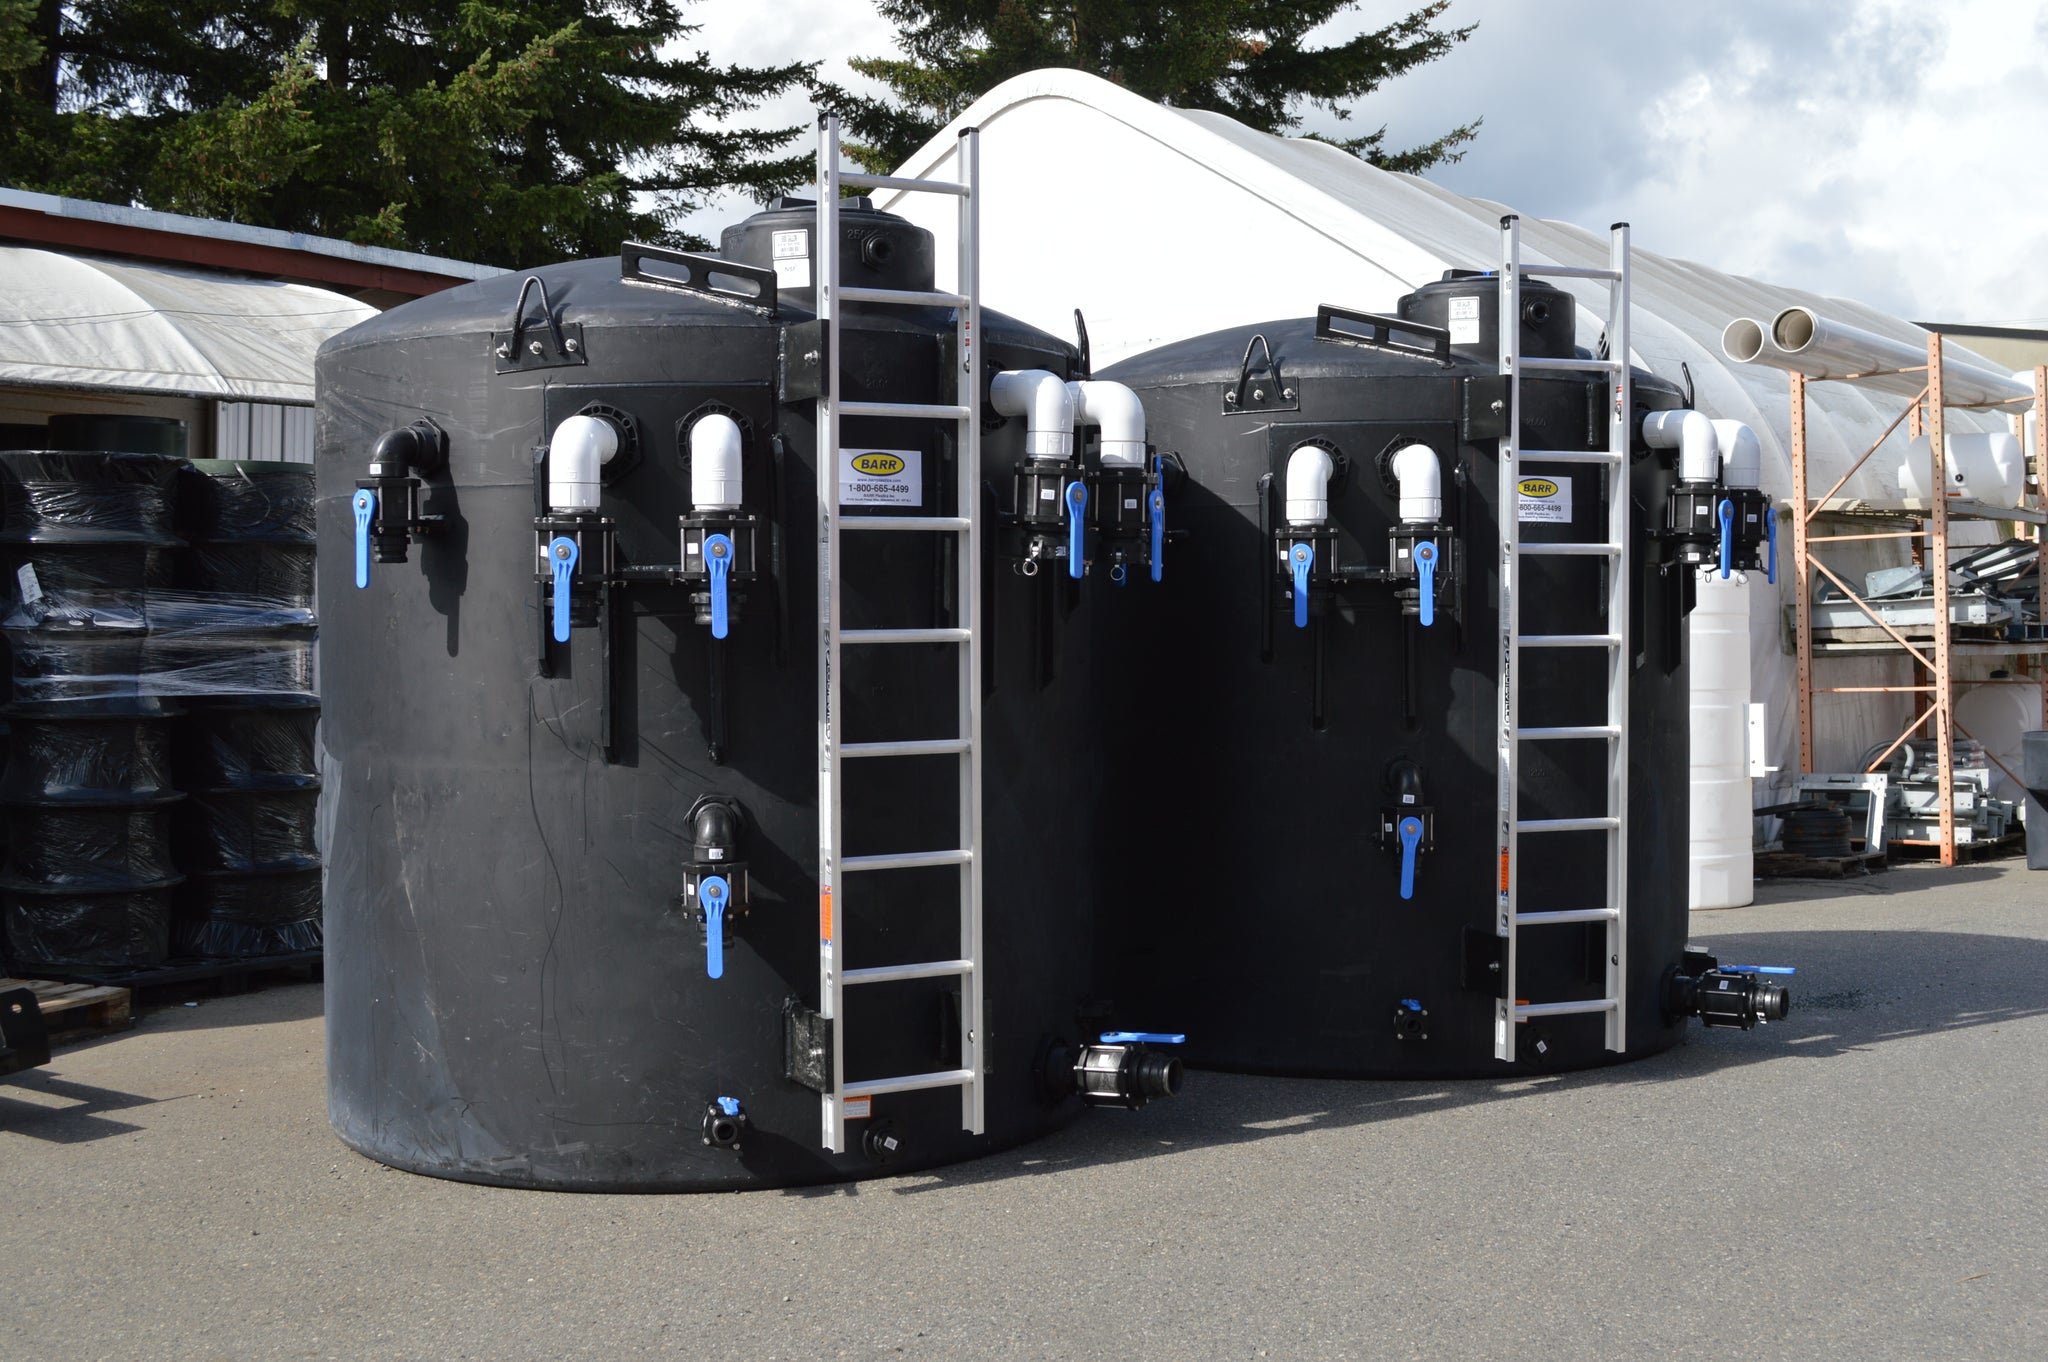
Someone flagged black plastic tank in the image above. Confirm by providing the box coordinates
[1092,280,1695,1077]
[316,206,1131,1190]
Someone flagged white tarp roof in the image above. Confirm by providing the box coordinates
[0,246,376,404]
[875,69,2029,777]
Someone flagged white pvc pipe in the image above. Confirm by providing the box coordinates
[1641,409,1720,485]
[1389,443,1442,524]
[1284,444,1333,525]
[1767,307,2032,408]
[990,369,1076,460]
[548,413,620,512]
[1711,419,1762,490]
[1721,318,1768,365]
[690,413,744,511]
[1068,379,1147,468]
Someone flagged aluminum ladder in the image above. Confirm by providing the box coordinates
[1494,215,1632,1061]
[814,112,985,1153]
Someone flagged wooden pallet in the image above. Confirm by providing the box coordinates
[1756,848,1890,879]
[0,978,132,1034]
[1889,833,2026,864]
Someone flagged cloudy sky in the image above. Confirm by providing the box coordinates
[682,0,2048,326]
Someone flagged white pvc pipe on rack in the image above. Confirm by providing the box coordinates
[1641,409,1720,484]
[1762,308,2031,408]
[690,413,745,511]
[1389,443,1442,523]
[548,413,620,512]
[990,369,1076,459]
[1284,444,1333,525]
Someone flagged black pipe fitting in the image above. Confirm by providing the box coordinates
[1037,1036,1184,1110]
[702,1097,749,1151]
[861,1118,906,1164]
[1664,954,1793,1031]
[358,419,447,564]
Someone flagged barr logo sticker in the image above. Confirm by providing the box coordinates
[1515,474,1572,524]
[852,452,905,477]
[1518,478,1559,498]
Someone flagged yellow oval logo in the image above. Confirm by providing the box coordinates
[852,453,905,476]
[1518,478,1559,498]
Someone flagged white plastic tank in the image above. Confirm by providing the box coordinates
[1689,572,1755,908]
[1955,683,2043,804]
[1896,430,2027,508]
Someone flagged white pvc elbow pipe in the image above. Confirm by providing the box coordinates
[1641,409,1720,485]
[690,413,744,511]
[1285,444,1334,525]
[1389,443,1442,524]
[1711,419,1761,490]
[990,369,1076,460]
[548,413,620,512]
[1068,380,1147,468]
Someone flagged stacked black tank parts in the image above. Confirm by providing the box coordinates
[1093,265,1781,1078]
[168,461,322,958]
[316,196,1174,1192]
[0,448,187,970]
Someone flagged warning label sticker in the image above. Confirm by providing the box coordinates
[843,1096,872,1120]
[840,447,921,508]
[1516,475,1572,524]
[1449,295,1482,345]
[771,229,810,287]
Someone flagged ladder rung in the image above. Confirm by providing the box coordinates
[1515,816,1621,833]
[1516,999,1619,1020]
[1520,264,1622,281]
[840,516,971,532]
[842,1068,977,1099]
[839,401,972,421]
[1515,725,1619,741]
[1519,542,1621,557]
[1515,908,1620,926]
[1515,356,1623,373]
[1519,634,1622,648]
[841,738,970,758]
[843,959,974,985]
[838,171,968,197]
[838,286,970,308]
[842,848,973,872]
[1517,449,1623,464]
[841,628,970,644]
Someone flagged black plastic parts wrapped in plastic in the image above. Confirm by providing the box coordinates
[173,701,318,789]
[0,451,184,545]
[1,885,173,970]
[1,590,317,702]
[176,460,315,544]
[174,867,322,959]
[175,788,320,873]
[0,702,180,802]
[1,805,182,889]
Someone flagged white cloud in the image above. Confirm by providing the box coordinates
[678,0,2048,323]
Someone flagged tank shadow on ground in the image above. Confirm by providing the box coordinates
[804,928,2045,1196]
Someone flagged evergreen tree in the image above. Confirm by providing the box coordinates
[832,1,1478,174]
[0,2,816,267]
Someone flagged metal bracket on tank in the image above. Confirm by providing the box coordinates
[493,275,587,374]
[621,242,778,316]
[1222,333,1299,415]
[783,999,834,1094]
[1315,305,1454,366]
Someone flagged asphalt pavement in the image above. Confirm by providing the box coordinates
[5,857,2044,1361]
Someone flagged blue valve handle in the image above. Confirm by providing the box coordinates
[1290,542,1313,629]
[1717,498,1735,579]
[704,533,733,639]
[1064,481,1088,579]
[1398,816,1423,900]
[1766,508,1778,585]
[1719,964,1795,975]
[351,489,374,590]
[700,874,729,979]
[715,1095,741,1116]
[1100,1031,1186,1045]
[548,536,578,643]
[1414,540,1438,628]
[1149,484,1165,583]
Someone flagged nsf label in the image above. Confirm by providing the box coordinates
[839,447,921,507]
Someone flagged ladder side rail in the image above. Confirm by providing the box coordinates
[1495,215,1524,1062]
[955,126,986,1136]
[815,114,849,1153]
[1604,223,1632,1053]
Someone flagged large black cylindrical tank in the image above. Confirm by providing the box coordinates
[1093,288,1691,1077]
[316,210,1109,1190]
